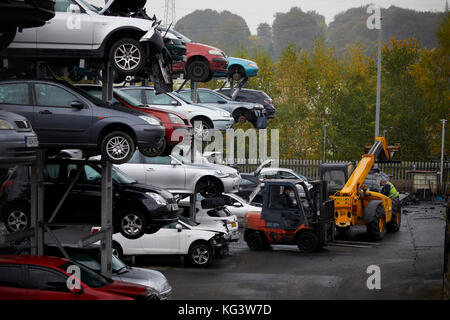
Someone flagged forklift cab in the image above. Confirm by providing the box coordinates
[320,162,355,197]
[261,181,311,230]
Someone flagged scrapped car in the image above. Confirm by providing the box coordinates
[156,27,228,82]
[0,0,55,50]
[118,86,234,139]
[117,147,241,197]
[0,110,38,164]
[76,84,192,157]
[111,215,229,267]
[41,245,172,300]
[2,0,174,93]
[236,173,261,200]
[0,255,157,300]
[214,57,259,80]
[253,159,313,190]
[178,197,239,242]
[0,79,165,164]
[217,88,276,119]
[176,88,268,129]
[0,159,179,239]
[220,192,261,226]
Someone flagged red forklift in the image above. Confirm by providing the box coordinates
[244,180,335,253]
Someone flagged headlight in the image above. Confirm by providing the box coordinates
[145,287,160,300]
[248,62,258,67]
[0,119,14,130]
[146,192,168,205]
[139,115,161,126]
[168,113,184,125]
[209,49,222,56]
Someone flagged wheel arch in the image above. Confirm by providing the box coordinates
[97,123,137,146]
[363,200,383,224]
[194,175,224,194]
[100,27,147,57]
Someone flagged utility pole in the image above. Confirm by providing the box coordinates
[441,119,447,194]
[375,14,382,138]
[323,124,327,162]
[164,0,176,26]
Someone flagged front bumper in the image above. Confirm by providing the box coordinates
[221,174,241,193]
[211,237,229,257]
[0,131,38,164]
[244,66,259,77]
[212,118,235,131]
[135,125,166,149]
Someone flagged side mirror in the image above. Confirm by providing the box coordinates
[71,101,84,109]
[217,100,227,104]
[233,202,243,208]
[171,100,178,106]
[176,223,183,232]
[67,4,81,14]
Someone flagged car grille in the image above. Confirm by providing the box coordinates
[15,120,30,129]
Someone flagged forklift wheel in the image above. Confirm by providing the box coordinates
[297,230,319,253]
[246,232,266,251]
[366,205,387,241]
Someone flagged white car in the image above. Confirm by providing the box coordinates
[112,216,229,267]
[117,147,241,197]
[4,0,169,79]
[254,159,313,190]
[220,193,262,227]
[178,197,240,242]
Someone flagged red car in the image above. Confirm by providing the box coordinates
[158,27,228,82]
[77,85,192,157]
[0,255,157,300]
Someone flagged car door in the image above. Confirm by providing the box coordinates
[0,264,27,300]
[36,0,94,50]
[0,82,34,123]
[33,82,93,145]
[145,221,182,254]
[142,155,186,192]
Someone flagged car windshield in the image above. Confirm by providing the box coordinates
[115,90,145,108]
[178,215,198,226]
[78,0,103,12]
[63,82,105,106]
[59,261,113,288]
[213,91,233,101]
[171,91,193,104]
[112,166,137,185]
[294,171,308,182]
[69,251,128,274]
[159,28,193,43]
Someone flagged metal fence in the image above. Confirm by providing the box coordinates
[233,159,450,193]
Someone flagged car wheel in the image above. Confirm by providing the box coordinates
[246,232,266,251]
[119,210,147,240]
[297,230,319,253]
[192,118,213,140]
[0,28,17,51]
[4,205,30,233]
[139,138,166,158]
[112,242,123,260]
[109,38,146,76]
[196,178,223,198]
[188,243,212,267]
[101,131,136,164]
[186,59,210,82]
[228,65,245,81]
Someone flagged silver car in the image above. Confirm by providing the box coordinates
[117,147,241,197]
[117,86,235,139]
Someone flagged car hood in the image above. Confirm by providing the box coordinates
[99,0,146,15]
[114,267,169,292]
[100,280,147,299]
[254,159,273,176]
[228,57,257,66]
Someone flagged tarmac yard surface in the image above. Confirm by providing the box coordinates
[137,201,447,299]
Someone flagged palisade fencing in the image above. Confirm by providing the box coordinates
[233,159,450,192]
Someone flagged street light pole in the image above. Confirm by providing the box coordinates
[375,18,382,139]
[440,119,447,193]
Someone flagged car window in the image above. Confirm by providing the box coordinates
[54,0,76,12]
[240,178,254,186]
[29,266,70,292]
[259,171,277,180]
[44,164,61,182]
[143,155,172,165]
[81,88,120,104]
[58,262,112,288]
[0,265,25,288]
[323,170,346,187]
[69,253,101,271]
[145,91,175,105]
[198,91,226,103]
[84,165,101,182]
[35,84,78,108]
[279,171,297,179]
[0,83,29,105]
[121,90,143,103]
[173,91,193,103]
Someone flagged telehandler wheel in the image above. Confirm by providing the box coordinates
[297,230,319,253]
[366,205,387,241]
[246,232,266,251]
[387,204,401,233]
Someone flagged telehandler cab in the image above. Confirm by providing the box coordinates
[244,180,335,253]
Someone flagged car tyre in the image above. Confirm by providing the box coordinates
[0,28,17,51]
[101,131,136,164]
[119,209,147,240]
[112,242,123,260]
[188,243,213,267]
[186,59,210,82]
[228,65,245,81]
[297,230,319,253]
[246,232,266,251]
[109,38,146,76]
[4,204,30,233]
[139,138,166,158]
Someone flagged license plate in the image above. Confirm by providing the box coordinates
[231,222,237,228]
[25,136,39,148]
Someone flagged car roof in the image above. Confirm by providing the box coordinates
[0,254,70,267]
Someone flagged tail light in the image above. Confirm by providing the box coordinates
[91,227,101,234]
[0,180,13,196]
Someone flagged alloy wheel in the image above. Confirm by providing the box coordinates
[192,247,210,265]
[121,214,143,236]
[106,136,130,161]
[114,43,141,71]
[7,211,28,232]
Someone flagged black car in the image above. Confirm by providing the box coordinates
[0,0,55,50]
[0,109,38,165]
[0,159,179,239]
[0,79,166,164]
[216,88,276,119]
[236,173,261,200]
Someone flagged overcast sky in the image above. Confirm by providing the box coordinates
[143,0,447,34]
